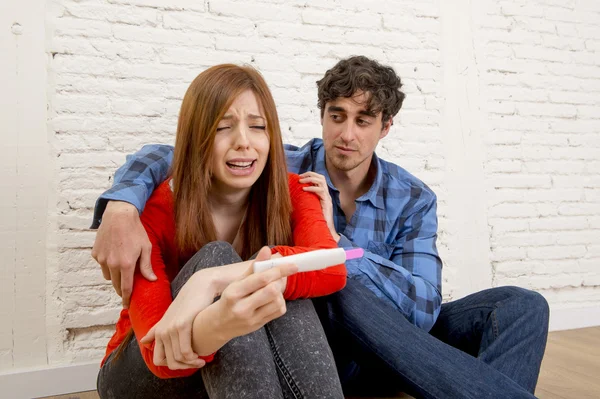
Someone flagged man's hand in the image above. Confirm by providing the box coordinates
[299,172,340,242]
[91,201,157,308]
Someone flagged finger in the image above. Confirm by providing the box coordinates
[298,177,321,185]
[178,325,199,363]
[121,267,134,309]
[241,281,284,311]
[300,171,326,182]
[229,263,298,299]
[299,171,319,178]
[100,264,111,280]
[153,336,166,366]
[255,246,272,262]
[162,334,177,369]
[302,186,325,194]
[237,247,272,281]
[163,335,196,370]
[255,295,286,322]
[139,242,157,281]
[111,269,122,297]
[141,326,156,344]
[169,330,184,363]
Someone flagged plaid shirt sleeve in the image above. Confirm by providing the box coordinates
[90,144,174,228]
[338,194,443,332]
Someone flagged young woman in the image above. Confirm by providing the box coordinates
[96,64,347,399]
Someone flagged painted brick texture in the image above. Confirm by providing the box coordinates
[478,0,600,309]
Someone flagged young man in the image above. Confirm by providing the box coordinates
[91,56,548,398]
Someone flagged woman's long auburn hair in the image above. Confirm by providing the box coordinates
[172,64,293,260]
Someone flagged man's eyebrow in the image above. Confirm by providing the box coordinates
[358,109,377,118]
[327,105,346,113]
[327,105,376,118]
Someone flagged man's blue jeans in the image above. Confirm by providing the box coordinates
[314,278,549,399]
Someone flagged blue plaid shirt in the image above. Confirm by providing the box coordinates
[93,139,443,331]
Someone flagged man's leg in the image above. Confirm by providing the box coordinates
[314,278,538,399]
[430,286,549,393]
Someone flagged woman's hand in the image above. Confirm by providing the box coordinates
[140,268,221,370]
[190,247,298,356]
[299,172,339,242]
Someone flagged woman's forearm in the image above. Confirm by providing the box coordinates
[191,303,230,356]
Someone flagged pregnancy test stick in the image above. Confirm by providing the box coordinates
[253,248,364,274]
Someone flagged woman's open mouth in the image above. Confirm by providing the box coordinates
[225,159,257,176]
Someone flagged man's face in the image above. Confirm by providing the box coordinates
[321,91,391,173]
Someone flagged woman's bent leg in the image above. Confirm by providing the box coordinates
[177,241,285,399]
[98,241,281,399]
[266,299,344,399]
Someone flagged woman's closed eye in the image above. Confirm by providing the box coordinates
[216,126,230,132]
[250,125,266,130]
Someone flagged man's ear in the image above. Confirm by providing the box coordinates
[380,117,392,139]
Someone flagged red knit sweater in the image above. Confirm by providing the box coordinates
[102,173,347,379]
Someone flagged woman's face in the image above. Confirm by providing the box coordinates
[211,90,270,194]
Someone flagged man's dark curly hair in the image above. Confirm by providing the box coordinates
[317,56,406,124]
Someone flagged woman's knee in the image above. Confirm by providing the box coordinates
[186,241,241,272]
[172,241,242,297]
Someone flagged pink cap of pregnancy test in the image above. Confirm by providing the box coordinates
[344,248,364,260]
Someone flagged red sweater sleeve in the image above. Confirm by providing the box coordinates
[128,182,210,379]
[275,174,347,300]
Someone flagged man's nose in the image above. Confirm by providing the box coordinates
[339,121,356,143]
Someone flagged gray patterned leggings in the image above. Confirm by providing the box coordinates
[97,241,343,399]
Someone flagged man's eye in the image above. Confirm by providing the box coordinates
[331,114,342,121]
[357,119,370,126]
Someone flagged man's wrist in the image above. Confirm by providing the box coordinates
[105,200,139,215]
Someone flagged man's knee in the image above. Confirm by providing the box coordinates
[497,286,550,329]
[521,288,549,325]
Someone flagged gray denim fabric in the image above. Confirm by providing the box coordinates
[97,241,343,399]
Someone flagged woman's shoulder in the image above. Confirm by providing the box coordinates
[287,172,300,184]
[287,172,305,190]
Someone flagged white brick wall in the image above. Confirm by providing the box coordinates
[1,0,598,372]
[478,0,600,309]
